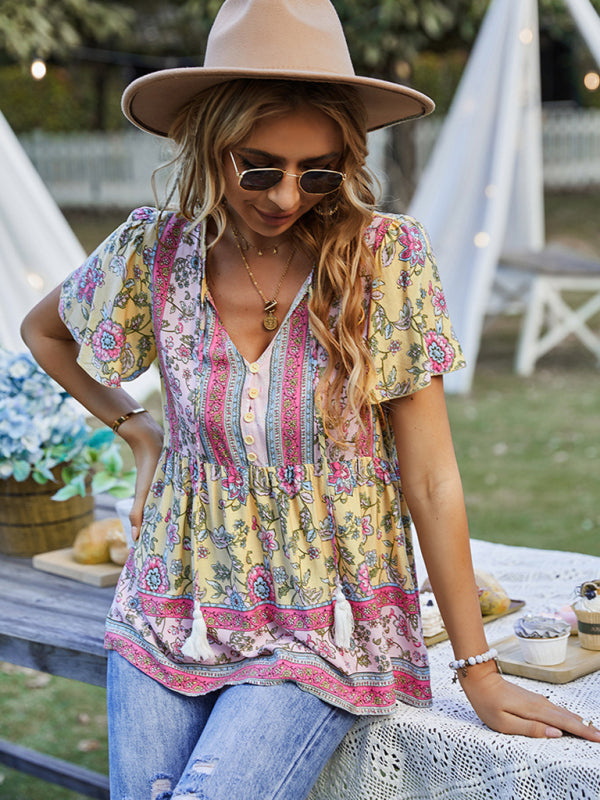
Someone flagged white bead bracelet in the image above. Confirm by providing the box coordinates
[449,647,500,682]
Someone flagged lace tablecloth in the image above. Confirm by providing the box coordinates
[309,539,600,800]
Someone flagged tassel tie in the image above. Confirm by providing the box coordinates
[333,580,354,649]
[181,603,214,661]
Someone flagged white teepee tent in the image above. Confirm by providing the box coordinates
[0,110,86,351]
[410,0,600,393]
[0,110,159,399]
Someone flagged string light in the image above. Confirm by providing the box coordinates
[30,59,47,80]
[474,232,490,248]
[519,28,533,45]
[26,273,45,291]
[584,72,600,92]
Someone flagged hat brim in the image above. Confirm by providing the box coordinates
[122,67,435,137]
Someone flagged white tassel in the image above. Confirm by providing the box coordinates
[333,582,354,649]
[181,605,214,660]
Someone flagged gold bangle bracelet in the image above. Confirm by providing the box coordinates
[111,407,148,433]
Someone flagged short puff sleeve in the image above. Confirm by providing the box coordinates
[367,213,466,403]
[59,207,159,387]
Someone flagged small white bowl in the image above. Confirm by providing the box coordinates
[516,631,570,666]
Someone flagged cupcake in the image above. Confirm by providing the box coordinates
[572,580,600,651]
[419,592,445,638]
[514,614,570,666]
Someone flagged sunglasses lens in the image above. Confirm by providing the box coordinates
[300,171,344,194]
[239,169,282,191]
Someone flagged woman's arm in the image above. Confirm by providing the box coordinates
[21,286,163,539]
[386,376,600,741]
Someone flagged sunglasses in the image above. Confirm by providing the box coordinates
[229,152,346,195]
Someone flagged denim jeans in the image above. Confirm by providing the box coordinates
[107,651,357,800]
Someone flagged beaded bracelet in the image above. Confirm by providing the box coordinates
[111,407,148,433]
[449,647,500,682]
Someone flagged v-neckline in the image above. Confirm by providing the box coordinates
[205,271,313,366]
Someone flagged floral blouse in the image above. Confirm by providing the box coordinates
[59,207,465,716]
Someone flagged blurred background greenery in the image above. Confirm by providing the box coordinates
[1,0,600,136]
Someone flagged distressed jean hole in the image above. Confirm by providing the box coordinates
[172,758,219,798]
[190,758,217,776]
[151,773,173,800]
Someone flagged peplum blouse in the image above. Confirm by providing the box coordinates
[59,207,465,715]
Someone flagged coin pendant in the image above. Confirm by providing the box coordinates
[263,312,278,331]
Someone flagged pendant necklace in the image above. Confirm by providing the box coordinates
[231,225,296,331]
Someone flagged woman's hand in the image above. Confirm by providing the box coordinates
[460,667,600,741]
[118,412,164,541]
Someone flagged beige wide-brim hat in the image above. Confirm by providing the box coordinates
[122,0,434,137]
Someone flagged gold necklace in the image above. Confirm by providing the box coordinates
[231,226,296,331]
[234,227,286,256]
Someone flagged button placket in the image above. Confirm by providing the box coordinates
[242,362,262,464]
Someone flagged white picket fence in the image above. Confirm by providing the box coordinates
[20,130,172,208]
[18,107,600,209]
[413,107,600,187]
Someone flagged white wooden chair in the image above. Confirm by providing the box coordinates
[499,248,600,375]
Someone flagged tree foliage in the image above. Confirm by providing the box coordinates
[2,0,600,83]
[0,0,134,62]
[3,0,600,74]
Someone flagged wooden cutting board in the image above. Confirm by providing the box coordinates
[33,547,123,587]
[493,634,600,683]
[424,599,525,647]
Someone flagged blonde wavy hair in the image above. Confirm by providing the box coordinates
[166,79,379,436]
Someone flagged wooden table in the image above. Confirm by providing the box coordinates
[0,554,112,798]
[3,541,600,800]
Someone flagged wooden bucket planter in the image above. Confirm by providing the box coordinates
[0,471,94,557]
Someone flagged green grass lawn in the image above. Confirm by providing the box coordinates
[448,336,600,557]
[0,664,108,799]
[2,191,598,799]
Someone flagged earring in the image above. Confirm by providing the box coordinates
[314,200,339,218]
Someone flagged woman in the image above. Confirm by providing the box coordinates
[22,1,599,798]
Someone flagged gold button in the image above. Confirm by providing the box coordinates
[243,411,255,423]
[247,452,257,462]
[249,362,260,374]
[244,434,255,445]
[248,387,259,399]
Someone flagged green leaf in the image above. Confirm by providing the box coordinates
[108,484,136,499]
[52,483,82,501]
[88,428,116,450]
[100,446,123,474]
[60,464,77,484]
[12,461,32,481]
[90,472,121,494]
[32,465,55,483]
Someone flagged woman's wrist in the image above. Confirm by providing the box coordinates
[452,650,501,685]
[115,409,163,448]
[111,407,148,433]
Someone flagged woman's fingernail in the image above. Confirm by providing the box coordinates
[545,727,563,738]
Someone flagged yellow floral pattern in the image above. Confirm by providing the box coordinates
[59,208,465,715]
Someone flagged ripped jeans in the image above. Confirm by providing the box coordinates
[107,651,357,800]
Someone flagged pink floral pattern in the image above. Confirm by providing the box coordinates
[91,319,126,362]
[76,259,104,304]
[431,285,449,318]
[398,223,427,267]
[59,207,465,717]
[139,556,170,594]
[424,331,456,373]
[247,565,275,604]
